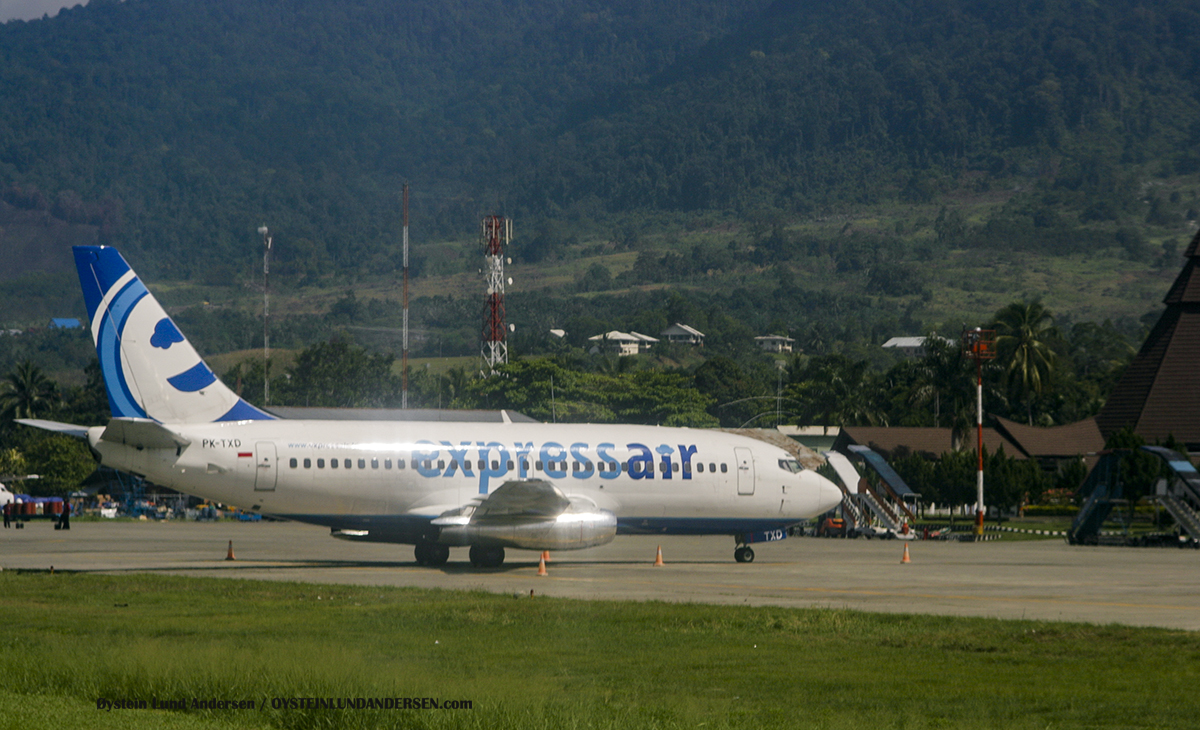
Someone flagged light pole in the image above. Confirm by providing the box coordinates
[258,224,272,405]
[961,327,996,537]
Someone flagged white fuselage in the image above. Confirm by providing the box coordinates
[88,419,841,541]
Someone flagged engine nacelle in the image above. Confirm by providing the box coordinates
[436,506,617,550]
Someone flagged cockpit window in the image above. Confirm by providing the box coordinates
[778,459,804,474]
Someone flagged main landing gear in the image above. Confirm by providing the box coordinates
[734,544,755,563]
[468,545,506,568]
[414,541,449,566]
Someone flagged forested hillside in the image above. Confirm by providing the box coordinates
[1,0,1198,282]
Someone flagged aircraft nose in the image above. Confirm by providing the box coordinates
[815,474,844,514]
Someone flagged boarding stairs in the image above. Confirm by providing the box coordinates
[824,448,918,534]
[855,480,903,532]
[1159,494,1200,541]
[1070,446,1200,545]
[1068,452,1121,545]
[838,485,868,528]
[1145,446,1200,543]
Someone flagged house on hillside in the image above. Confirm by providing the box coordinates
[587,330,657,356]
[755,334,795,353]
[659,323,704,346]
[881,335,953,359]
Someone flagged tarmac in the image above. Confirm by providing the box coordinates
[3,519,1200,631]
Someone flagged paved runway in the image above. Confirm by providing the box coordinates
[3,520,1199,630]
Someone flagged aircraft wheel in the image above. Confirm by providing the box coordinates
[427,543,450,566]
[734,546,754,563]
[415,542,449,566]
[469,545,505,568]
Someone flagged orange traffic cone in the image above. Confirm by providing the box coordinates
[541,550,551,563]
[901,544,911,564]
[225,540,236,561]
[537,555,548,576]
[653,545,665,566]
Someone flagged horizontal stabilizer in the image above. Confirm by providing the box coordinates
[100,418,190,449]
[14,419,90,439]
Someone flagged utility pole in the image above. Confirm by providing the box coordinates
[258,224,272,404]
[401,185,410,409]
[961,327,996,538]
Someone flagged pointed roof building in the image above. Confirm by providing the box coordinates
[1096,230,1200,450]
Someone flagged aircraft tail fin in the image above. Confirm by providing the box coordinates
[73,246,274,424]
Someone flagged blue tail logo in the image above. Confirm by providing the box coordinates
[74,246,274,423]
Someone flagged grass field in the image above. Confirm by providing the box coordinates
[2,572,1198,730]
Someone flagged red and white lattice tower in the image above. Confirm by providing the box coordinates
[481,215,511,372]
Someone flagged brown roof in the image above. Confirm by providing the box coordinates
[1097,228,1200,447]
[835,426,1022,459]
[991,416,1105,458]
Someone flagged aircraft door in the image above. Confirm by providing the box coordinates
[254,442,278,491]
[735,447,755,495]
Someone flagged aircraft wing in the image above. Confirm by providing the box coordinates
[431,479,573,527]
[15,419,90,439]
[471,480,571,520]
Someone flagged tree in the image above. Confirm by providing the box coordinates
[785,355,888,428]
[0,361,59,421]
[21,435,96,497]
[275,340,399,408]
[992,301,1057,425]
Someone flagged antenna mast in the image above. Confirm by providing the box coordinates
[481,215,511,372]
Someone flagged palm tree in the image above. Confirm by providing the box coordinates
[992,301,1057,425]
[0,361,59,420]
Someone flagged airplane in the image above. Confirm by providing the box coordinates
[19,245,843,567]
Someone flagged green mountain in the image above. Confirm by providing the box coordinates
[3,0,1198,275]
[1,0,1198,366]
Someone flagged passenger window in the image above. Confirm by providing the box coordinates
[506,460,514,470]
[709,463,716,472]
[317,458,325,468]
[720,463,727,473]
[437,460,445,470]
[697,463,704,473]
[289,458,297,468]
[672,463,679,473]
[345,459,352,469]
[331,459,338,469]
[536,460,544,471]
[371,458,379,469]
[682,462,690,473]
[492,461,499,470]
[397,458,406,469]
[572,462,579,473]
[384,459,391,469]
[659,461,668,473]
[303,458,311,469]
[478,459,486,470]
